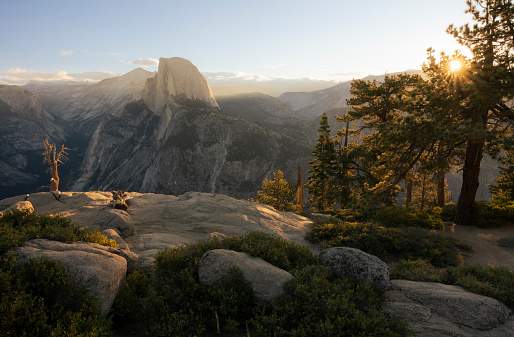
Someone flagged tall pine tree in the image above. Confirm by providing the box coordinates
[307,113,337,211]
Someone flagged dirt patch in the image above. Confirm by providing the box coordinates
[442,224,514,271]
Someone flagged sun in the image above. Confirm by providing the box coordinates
[450,60,462,72]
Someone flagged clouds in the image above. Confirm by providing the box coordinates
[203,71,271,82]
[120,58,159,67]
[59,50,74,56]
[0,68,120,85]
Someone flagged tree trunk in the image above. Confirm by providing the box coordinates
[50,163,59,191]
[437,171,445,208]
[297,164,304,213]
[455,140,484,224]
[420,177,426,211]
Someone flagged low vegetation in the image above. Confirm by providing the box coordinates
[113,231,409,336]
[307,221,470,267]
[0,208,116,255]
[391,260,514,310]
[0,209,115,336]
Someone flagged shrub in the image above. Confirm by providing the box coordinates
[0,208,116,254]
[116,232,409,336]
[307,221,470,267]
[440,202,456,221]
[390,259,442,282]
[251,265,408,337]
[0,209,116,336]
[373,206,444,230]
[0,253,111,336]
[471,199,514,227]
[334,204,380,223]
[390,260,514,310]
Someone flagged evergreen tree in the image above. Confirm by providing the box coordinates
[490,149,514,200]
[345,73,426,204]
[257,170,296,211]
[445,0,514,224]
[307,113,337,211]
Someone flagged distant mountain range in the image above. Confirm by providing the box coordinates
[0,61,497,202]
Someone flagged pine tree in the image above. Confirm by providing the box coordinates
[307,113,337,211]
[445,0,514,224]
[257,170,296,211]
[345,73,426,204]
[490,149,514,200]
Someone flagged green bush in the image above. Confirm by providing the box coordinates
[390,259,514,310]
[112,267,151,321]
[0,253,111,336]
[334,204,380,223]
[307,221,470,267]
[373,206,444,230]
[390,259,442,282]
[440,202,456,221]
[251,265,408,337]
[0,208,116,336]
[115,231,408,336]
[0,208,116,254]
[471,199,514,227]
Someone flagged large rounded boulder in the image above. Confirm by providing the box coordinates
[318,247,390,291]
[199,249,293,301]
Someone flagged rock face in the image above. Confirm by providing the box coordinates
[0,85,65,199]
[199,249,293,301]
[384,280,514,336]
[69,58,312,199]
[15,239,129,314]
[92,209,134,238]
[143,57,218,113]
[23,68,155,136]
[318,247,390,291]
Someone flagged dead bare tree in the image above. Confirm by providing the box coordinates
[43,138,69,192]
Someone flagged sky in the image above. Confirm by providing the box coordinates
[0,0,473,85]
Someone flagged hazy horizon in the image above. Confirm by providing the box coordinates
[1,0,472,86]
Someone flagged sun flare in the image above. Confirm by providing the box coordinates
[450,60,462,72]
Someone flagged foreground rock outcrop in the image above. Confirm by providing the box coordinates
[199,249,293,301]
[384,280,513,337]
[2,191,316,271]
[15,239,133,314]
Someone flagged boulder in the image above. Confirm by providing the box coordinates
[318,247,389,291]
[1,200,34,215]
[93,209,134,238]
[199,249,293,301]
[384,280,513,336]
[15,239,129,314]
[0,194,28,209]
